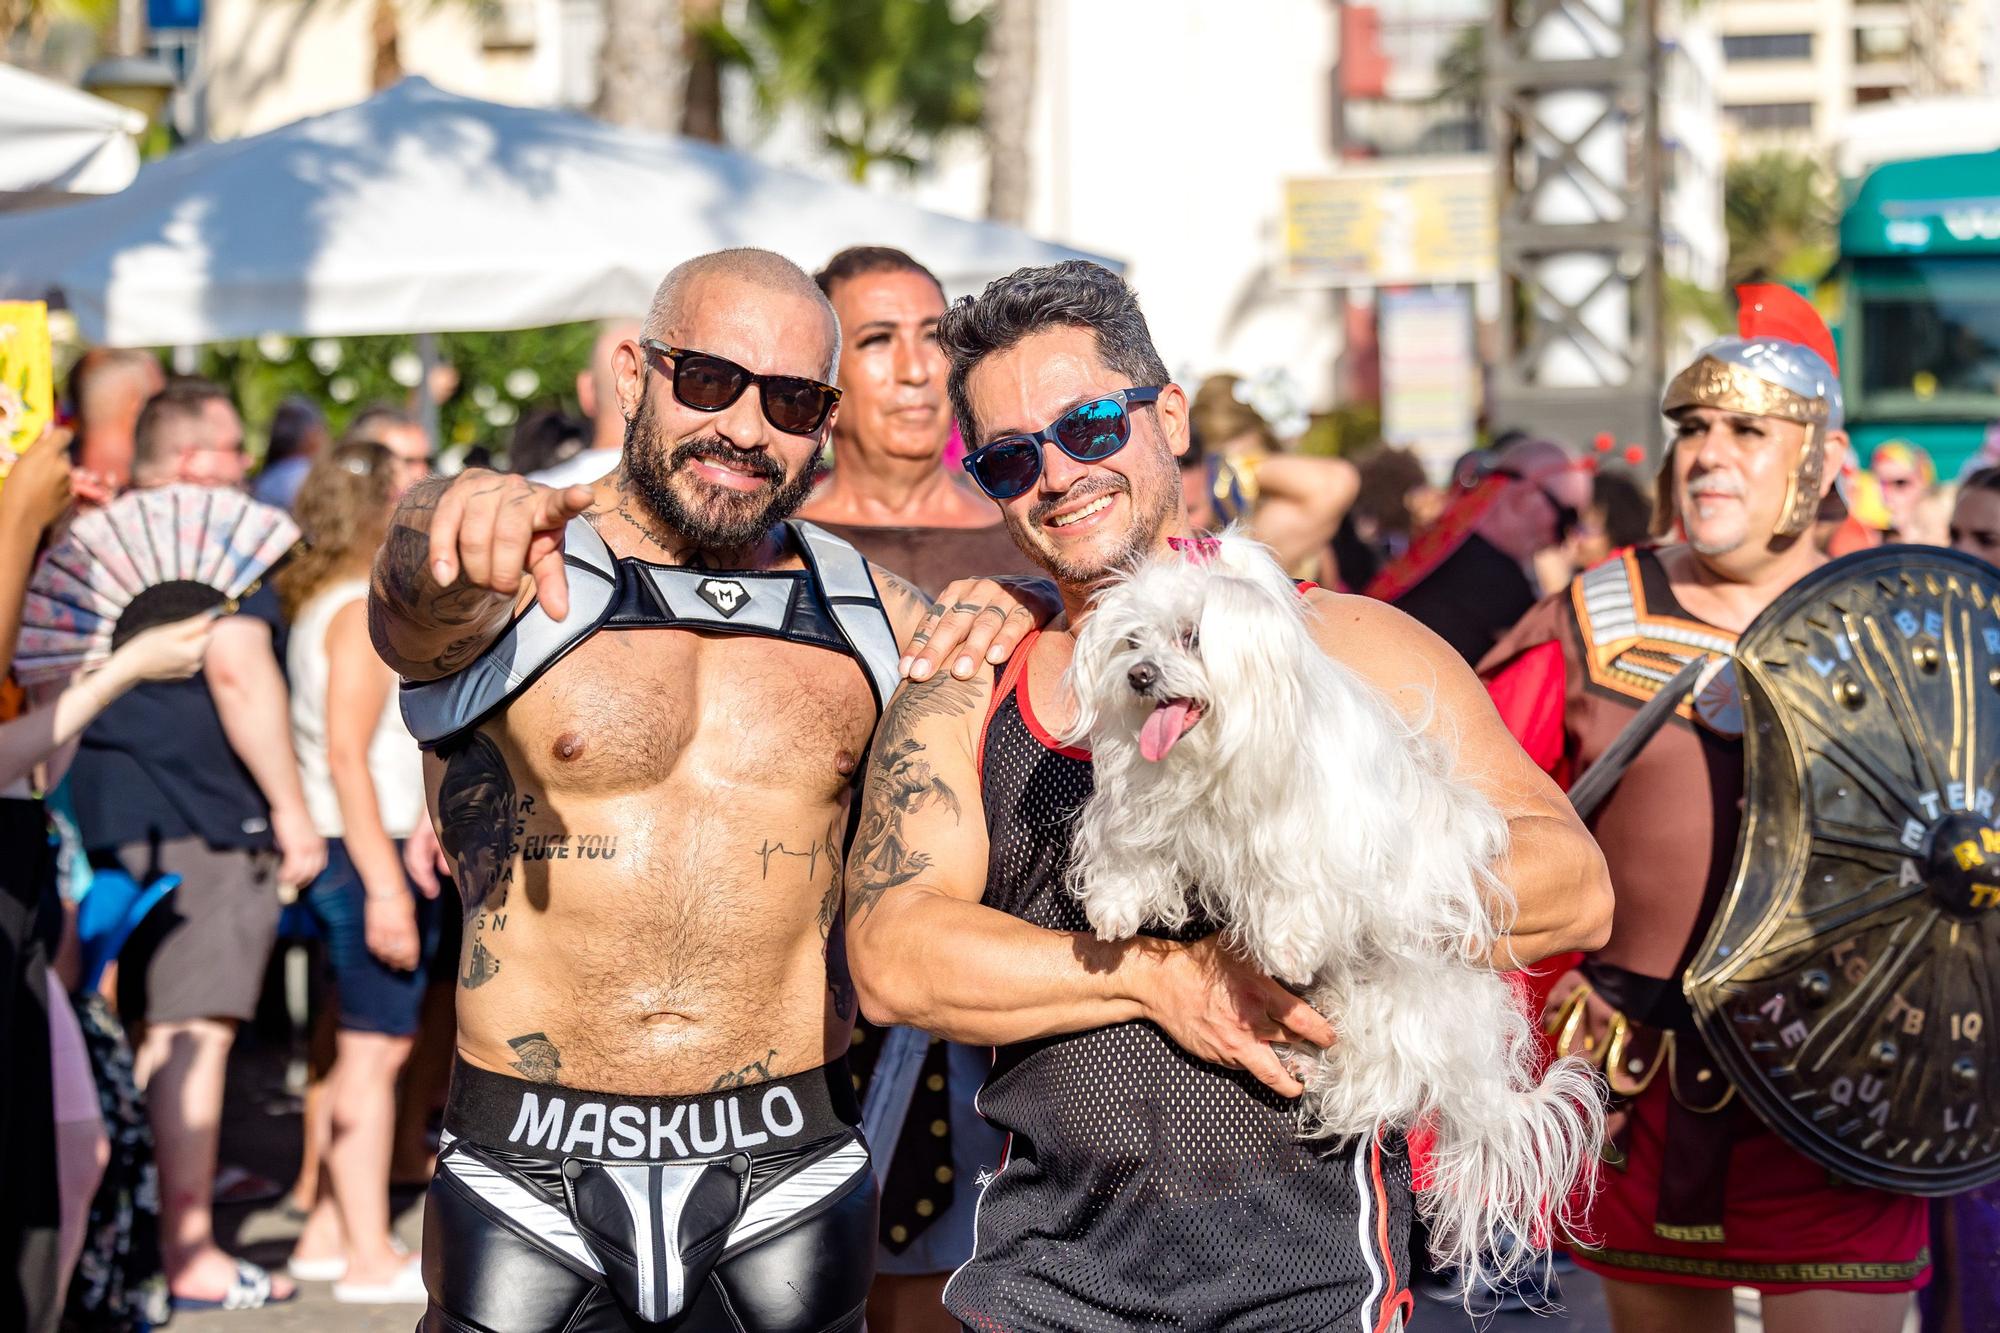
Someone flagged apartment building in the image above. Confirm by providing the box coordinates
[1715,0,1998,156]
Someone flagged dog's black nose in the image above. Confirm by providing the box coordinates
[1127,662,1158,694]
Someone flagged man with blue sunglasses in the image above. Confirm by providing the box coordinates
[845,260,1614,1331]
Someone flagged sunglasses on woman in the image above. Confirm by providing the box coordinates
[638,337,841,436]
[961,386,1164,500]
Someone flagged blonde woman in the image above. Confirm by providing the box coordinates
[278,443,436,1305]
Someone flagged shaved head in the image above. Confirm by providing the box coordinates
[72,348,165,429]
[642,248,841,379]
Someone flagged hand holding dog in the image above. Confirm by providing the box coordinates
[1138,935,1336,1098]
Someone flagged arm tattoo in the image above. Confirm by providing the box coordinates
[507,1032,563,1083]
[368,477,515,679]
[848,675,984,922]
[711,1048,778,1090]
[437,732,523,991]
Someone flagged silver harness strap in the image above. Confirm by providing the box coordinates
[399,517,901,749]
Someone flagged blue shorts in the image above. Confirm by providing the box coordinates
[304,838,441,1037]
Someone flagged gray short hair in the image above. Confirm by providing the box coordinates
[936,260,1169,443]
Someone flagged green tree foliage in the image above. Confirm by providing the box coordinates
[1433,21,1483,108]
[700,0,988,182]
[1724,151,1837,290]
[194,323,598,464]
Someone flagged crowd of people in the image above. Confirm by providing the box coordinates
[0,244,1993,1333]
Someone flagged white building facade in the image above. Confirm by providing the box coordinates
[1713,0,1999,157]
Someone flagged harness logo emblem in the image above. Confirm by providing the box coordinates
[697,578,750,618]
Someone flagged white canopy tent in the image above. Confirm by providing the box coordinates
[0,63,146,208]
[0,77,1114,347]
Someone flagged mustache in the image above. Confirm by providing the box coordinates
[1029,476,1128,527]
[1686,474,1745,499]
[669,438,784,484]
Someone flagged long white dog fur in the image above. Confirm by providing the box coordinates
[1062,531,1601,1294]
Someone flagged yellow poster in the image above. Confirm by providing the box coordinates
[0,302,54,475]
[1283,160,1496,289]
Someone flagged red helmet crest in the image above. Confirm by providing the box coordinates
[1736,284,1837,375]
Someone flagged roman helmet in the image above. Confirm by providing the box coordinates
[1657,285,1843,540]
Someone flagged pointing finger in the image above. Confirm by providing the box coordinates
[533,483,595,530]
[526,532,571,621]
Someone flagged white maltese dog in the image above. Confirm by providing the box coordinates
[1063,531,1600,1294]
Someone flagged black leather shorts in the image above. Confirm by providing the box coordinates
[421,1059,877,1332]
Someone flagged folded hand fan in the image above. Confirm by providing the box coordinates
[12,485,300,684]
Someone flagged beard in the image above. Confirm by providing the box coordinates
[1007,471,1175,588]
[622,393,820,552]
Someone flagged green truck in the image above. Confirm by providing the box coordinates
[1838,148,2000,477]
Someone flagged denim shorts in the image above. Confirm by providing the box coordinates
[304,838,441,1037]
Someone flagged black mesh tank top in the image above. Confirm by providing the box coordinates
[944,633,1415,1333]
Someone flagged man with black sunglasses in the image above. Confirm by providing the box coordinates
[366,247,1055,1333]
[844,260,1612,1331]
[1368,435,1593,666]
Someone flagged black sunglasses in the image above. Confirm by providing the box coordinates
[638,338,841,436]
[1490,465,1580,541]
[961,386,1164,500]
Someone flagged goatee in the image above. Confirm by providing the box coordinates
[622,394,820,552]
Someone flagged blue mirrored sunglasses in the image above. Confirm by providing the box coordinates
[961,387,1164,500]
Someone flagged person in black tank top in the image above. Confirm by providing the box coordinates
[954,635,1414,1329]
[843,263,1611,1332]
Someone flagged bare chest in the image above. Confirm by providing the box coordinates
[508,629,878,797]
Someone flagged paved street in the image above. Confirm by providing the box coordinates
[175,1035,1816,1333]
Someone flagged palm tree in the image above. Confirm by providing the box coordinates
[680,0,723,141]
[0,0,114,57]
[715,0,987,182]
[595,0,682,134]
[1724,151,1838,289]
[982,0,1037,223]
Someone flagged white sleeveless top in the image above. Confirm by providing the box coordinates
[288,578,426,840]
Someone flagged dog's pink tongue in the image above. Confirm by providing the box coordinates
[1139,699,1198,762]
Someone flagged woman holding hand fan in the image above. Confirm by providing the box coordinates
[0,424,215,1333]
[276,442,437,1306]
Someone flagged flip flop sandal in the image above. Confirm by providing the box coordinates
[211,1163,286,1206]
[286,1253,348,1282]
[333,1257,428,1305]
[172,1258,299,1311]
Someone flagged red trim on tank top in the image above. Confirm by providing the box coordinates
[978,629,1091,766]
[1371,1133,1414,1332]
[1014,631,1090,760]
[977,634,1036,781]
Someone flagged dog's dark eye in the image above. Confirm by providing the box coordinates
[1179,627,1200,651]
[1122,635,1140,652]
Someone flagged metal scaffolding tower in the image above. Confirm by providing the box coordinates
[1488,0,1665,456]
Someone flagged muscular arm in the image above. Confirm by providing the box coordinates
[368,476,524,681]
[845,667,1332,1095]
[843,669,1159,1043]
[1306,591,1614,967]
